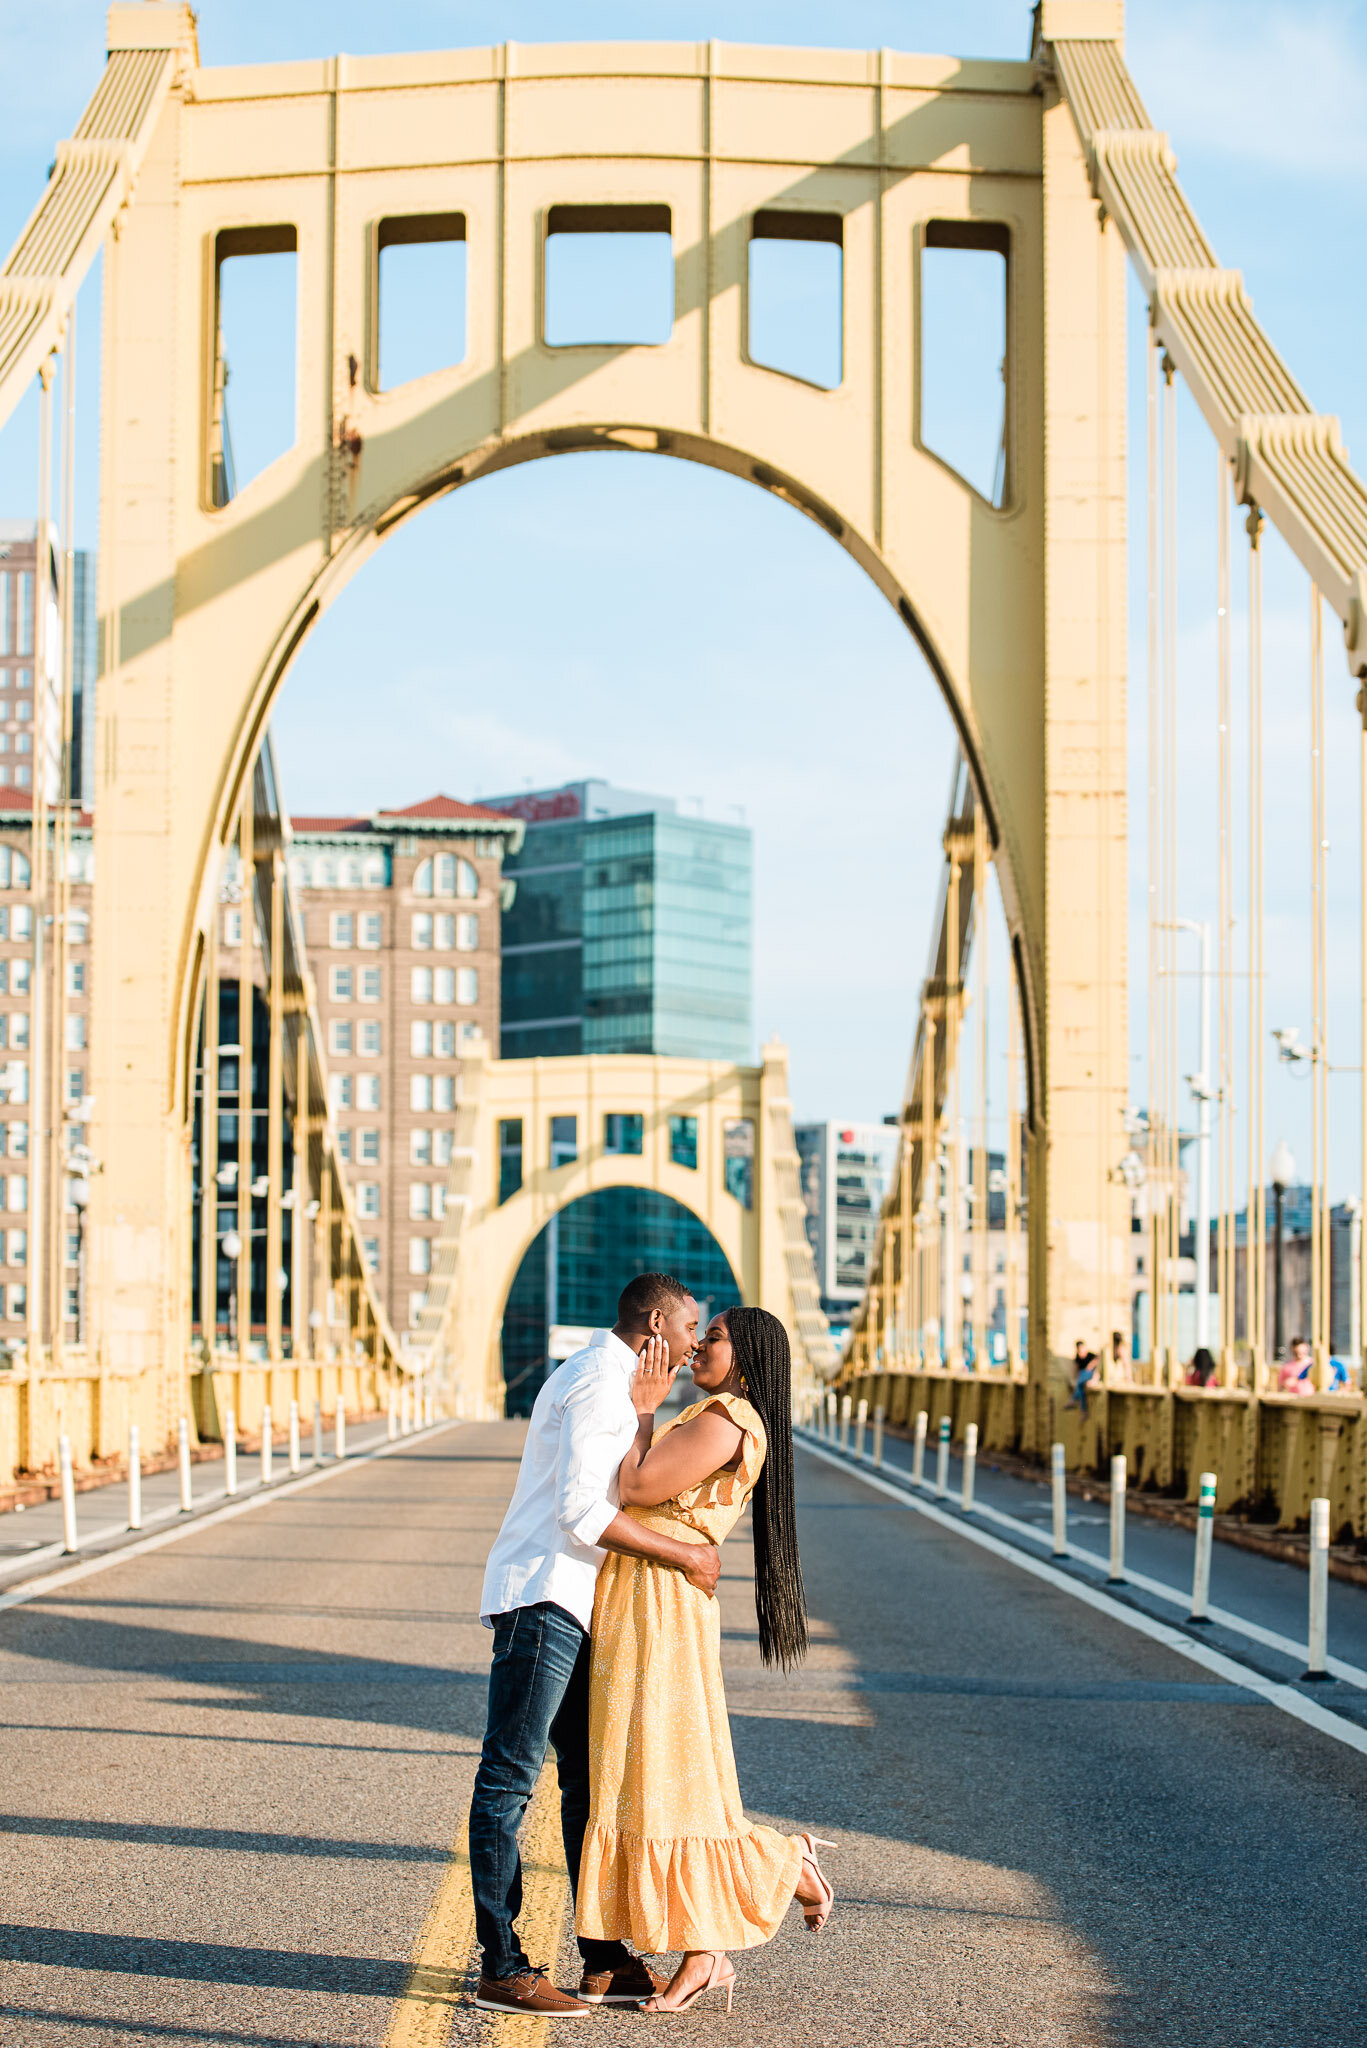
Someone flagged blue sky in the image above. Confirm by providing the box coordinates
[2,3,1365,1175]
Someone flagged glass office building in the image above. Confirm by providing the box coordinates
[490,780,752,1062]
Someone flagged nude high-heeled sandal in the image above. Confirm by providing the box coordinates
[799,1833,836,1931]
[640,1951,735,2015]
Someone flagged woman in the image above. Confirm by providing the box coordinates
[576,1304,834,2013]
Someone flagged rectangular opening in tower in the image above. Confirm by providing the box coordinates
[374,212,467,391]
[543,204,674,347]
[747,210,843,390]
[919,222,1010,508]
[210,226,298,507]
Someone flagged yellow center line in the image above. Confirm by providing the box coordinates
[384,1766,569,2048]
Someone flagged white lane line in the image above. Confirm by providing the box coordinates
[796,1432,1367,1762]
[0,1421,464,1617]
[818,1431,1367,1693]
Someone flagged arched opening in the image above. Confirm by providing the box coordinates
[501,1186,743,1417]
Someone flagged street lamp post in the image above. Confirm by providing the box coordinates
[1269,1140,1295,1365]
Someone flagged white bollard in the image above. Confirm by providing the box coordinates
[825,1391,836,1442]
[424,1385,434,1428]
[873,1405,886,1470]
[1051,1442,1068,1556]
[1108,1453,1127,1582]
[912,1409,928,1487]
[58,1433,79,1554]
[935,1417,951,1499]
[178,1415,193,1512]
[312,1398,323,1466]
[288,1400,301,1474]
[335,1401,347,1460]
[388,1388,398,1440]
[962,1423,978,1512]
[1189,1471,1216,1621]
[401,1382,413,1436]
[839,1394,852,1450]
[1305,1496,1331,1679]
[260,1405,273,1486]
[127,1423,142,1531]
[224,1408,238,1497]
[854,1397,868,1462]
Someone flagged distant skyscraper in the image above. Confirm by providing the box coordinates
[72,550,95,805]
[794,1120,901,1326]
[488,779,752,1063]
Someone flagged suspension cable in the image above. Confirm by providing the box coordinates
[1247,505,1266,1382]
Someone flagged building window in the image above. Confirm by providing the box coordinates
[66,912,86,946]
[0,848,30,889]
[604,1113,643,1157]
[411,1128,431,1163]
[356,1181,381,1218]
[358,1019,381,1057]
[223,909,243,947]
[434,1128,454,1166]
[670,1114,698,1170]
[411,1021,433,1058]
[65,1015,86,1051]
[66,1070,84,1104]
[8,1283,25,1321]
[330,1074,354,1111]
[330,966,354,1002]
[67,961,85,996]
[498,1118,523,1204]
[360,913,383,948]
[356,1073,381,1111]
[456,968,479,1005]
[409,1236,432,1276]
[550,1114,577,1167]
[434,967,455,1004]
[329,1019,354,1056]
[337,1128,353,1162]
[434,1022,456,1058]
[410,1182,432,1219]
[330,912,354,949]
[2,1064,27,1104]
[413,858,433,898]
[6,1226,24,1260]
[435,914,456,950]
[363,855,387,889]
[6,959,26,994]
[456,913,478,951]
[362,1238,380,1272]
[411,1074,431,1112]
[409,1291,428,1326]
[6,1124,27,1159]
[14,767,30,788]
[358,1127,381,1163]
[360,966,382,1002]
[7,1176,27,1213]
[724,1118,755,1209]
[411,967,433,1003]
[412,913,432,951]
[434,1074,455,1113]
[65,1232,80,1267]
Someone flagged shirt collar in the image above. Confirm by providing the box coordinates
[599,1327,640,1378]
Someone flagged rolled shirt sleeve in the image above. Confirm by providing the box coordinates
[556,1368,628,1547]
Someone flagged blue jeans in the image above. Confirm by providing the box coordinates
[469,1602,631,1981]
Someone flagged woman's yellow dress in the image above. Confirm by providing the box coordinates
[575,1391,805,1954]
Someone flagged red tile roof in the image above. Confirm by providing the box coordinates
[376,794,514,824]
[0,791,92,826]
[290,814,372,834]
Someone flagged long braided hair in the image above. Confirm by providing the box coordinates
[724,1306,808,1670]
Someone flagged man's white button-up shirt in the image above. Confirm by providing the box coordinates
[479,1326,640,1633]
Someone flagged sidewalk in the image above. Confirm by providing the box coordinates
[0,1414,404,1591]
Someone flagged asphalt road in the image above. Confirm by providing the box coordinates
[0,1420,1363,2047]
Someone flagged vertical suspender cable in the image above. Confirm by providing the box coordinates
[1248,509,1267,1383]
[51,309,77,1358]
[1162,356,1180,1382]
[1146,336,1160,1377]
[28,358,53,1367]
[1309,586,1330,1384]
[973,800,989,1372]
[1216,452,1235,1380]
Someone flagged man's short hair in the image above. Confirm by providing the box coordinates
[617,1272,694,1327]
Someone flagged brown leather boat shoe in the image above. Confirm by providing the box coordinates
[473,1968,593,2015]
[578,1956,670,2004]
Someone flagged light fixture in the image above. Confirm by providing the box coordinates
[1269,1140,1296,1187]
[221,1229,243,1261]
[1271,1026,1310,1068]
[250,1176,269,1197]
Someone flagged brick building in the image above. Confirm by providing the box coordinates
[0,794,94,1352]
[285,796,521,1337]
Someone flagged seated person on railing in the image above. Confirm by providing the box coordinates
[1276,1338,1314,1395]
[1186,1347,1217,1388]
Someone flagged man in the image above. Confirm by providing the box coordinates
[1066,1339,1098,1418]
[470,1272,718,2017]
